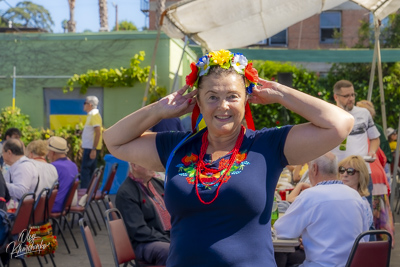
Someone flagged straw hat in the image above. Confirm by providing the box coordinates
[47,136,69,154]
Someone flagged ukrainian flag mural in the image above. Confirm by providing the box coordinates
[49,99,87,130]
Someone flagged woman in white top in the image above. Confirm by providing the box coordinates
[26,140,58,198]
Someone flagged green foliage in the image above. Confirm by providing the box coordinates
[326,62,400,129]
[66,51,165,104]
[2,1,54,32]
[251,61,326,129]
[0,106,86,167]
[113,20,137,31]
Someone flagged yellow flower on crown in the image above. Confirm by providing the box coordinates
[208,49,232,67]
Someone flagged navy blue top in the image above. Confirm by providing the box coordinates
[151,118,184,133]
[156,126,292,267]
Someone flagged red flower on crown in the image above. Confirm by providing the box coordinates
[186,62,199,87]
[244,62,258,83]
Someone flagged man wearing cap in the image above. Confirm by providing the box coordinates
[47,136,79,212]
[81,96,103,188]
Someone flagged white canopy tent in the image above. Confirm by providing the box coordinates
[162,0,400,51]
[145,0,400,210]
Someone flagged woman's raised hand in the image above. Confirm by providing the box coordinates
[157,85,197,118]
[248,78,284,105]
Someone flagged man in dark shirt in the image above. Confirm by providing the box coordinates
[116,163,170,265]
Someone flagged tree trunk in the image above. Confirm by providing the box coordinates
[99,0,108,31]
[67,0,76,32]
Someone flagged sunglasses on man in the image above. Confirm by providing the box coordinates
[338,166,359,176]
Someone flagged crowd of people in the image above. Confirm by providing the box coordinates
[0,49,398,267]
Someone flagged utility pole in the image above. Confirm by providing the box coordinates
[113,2,118,31]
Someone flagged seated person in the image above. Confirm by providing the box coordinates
[46,136,79,212]
[0,172,10,211]
[387,127,397,152]
[26,140,58,198]
[274,152,370,267]
[116,163,170,265]
[0,128,22,176]
[3,139,38,204]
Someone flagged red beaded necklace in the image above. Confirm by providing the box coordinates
[195,125,245,204]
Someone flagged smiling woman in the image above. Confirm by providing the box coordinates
[103,49,354,266]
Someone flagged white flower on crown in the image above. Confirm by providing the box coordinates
[232,53,248,74]
[197,55,210,76]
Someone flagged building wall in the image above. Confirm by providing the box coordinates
[287,9,367,49]
[0,31,197,128]
[146,1,368,50]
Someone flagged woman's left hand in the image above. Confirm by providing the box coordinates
[248,78,284,105]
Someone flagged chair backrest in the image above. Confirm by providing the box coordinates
[79,218,102,267]
[103,195,117,220]
[345,230,392,267]
[64,179,80,213]
[91,166,104,201]
[104,208,136,266]
[101,163,118,196]
[31,188,49,226]
[11,193,35,235]
[85,173,100,209]
[47,182,59,213]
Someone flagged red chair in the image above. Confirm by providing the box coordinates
[93,163,118,225]
[79,218,102,267]
[104,208,164,267]
[345,230,392,267]
[31,188,57,267]
[50,178,80,253]
[0,193,35,267]
[76,167,104,231]
[69,169,101,235]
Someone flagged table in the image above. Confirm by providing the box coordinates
[273,238,300,253]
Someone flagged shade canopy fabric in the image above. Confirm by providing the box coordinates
[162,0,400,51]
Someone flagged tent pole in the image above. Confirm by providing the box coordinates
[367,37,377,101]
[171,36,189,94]
[12,66,16,110]
[374,19,387,133]
[142,27,162,108]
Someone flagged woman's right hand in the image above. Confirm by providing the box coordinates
[156,85,197,119]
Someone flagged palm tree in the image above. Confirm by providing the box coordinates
[67,0,76,32]
[98,0,108,31]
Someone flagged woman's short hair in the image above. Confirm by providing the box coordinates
[338,155,370,197]
[26,140,48,157]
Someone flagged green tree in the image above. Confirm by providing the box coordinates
[251,61,326,129]
[327,12,400,130]
[2,1,54,32]
[112,20,137,31]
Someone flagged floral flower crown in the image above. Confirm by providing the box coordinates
[186,49,259,94]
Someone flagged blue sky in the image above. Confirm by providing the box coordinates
[0,0,146,33]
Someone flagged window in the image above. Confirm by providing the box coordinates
[269,29,287,46]
[320,11,341,43]
[253,29,287,46]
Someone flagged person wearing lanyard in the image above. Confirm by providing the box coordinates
[116,162,170,266]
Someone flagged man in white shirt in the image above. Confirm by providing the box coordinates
[81,95,102,188]
[3,138,39,202]
[274,152,369,267]
[331,80,380,206]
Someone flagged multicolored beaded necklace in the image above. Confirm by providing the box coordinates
[195,125,245,204]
